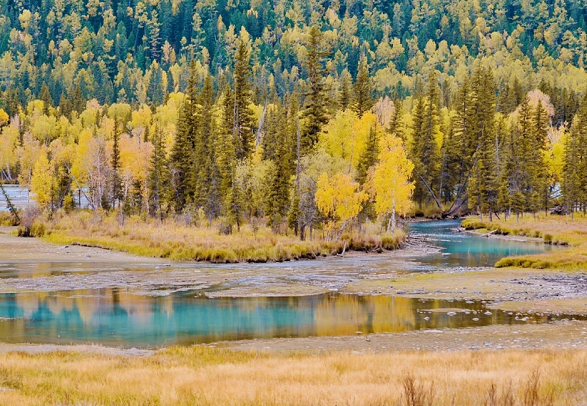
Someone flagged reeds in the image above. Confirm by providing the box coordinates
[0,347,584,405]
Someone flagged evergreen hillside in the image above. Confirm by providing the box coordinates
[1,0,586,242]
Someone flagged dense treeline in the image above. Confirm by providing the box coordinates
[2,0,587,112]
[2,0,587,242]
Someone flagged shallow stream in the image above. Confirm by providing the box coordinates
[0,219,565,347]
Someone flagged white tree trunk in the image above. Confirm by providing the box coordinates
[391,198,397,235]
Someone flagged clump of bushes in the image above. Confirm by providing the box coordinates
[16,206,44,237]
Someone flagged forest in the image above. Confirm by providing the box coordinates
[1,0,587,245]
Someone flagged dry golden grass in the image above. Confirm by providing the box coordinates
[0,347,585,405]
[34,210,405,263]
[462,214,587,269]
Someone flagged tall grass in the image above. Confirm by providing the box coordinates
[0,347,584,405]
[462,214,587,269]
[33,210,406,263]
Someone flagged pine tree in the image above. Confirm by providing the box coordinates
[562,95,587,216]
[170,61,199,211]
[410,70,442,211]
[353,57,373,117]
[233,39,255,160]
[339,74,351,111]
[301,26,330,155]
[148,122,169,220]
[111,118,123,209]
[39,83,53,115]
[388,100,405,142]
[531,101,549,214]
[192,74,214,209]
[266,102,291,230]
[357,125,379,186]
[467,66,497,220]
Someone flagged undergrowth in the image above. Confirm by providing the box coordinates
[34,210,406,263]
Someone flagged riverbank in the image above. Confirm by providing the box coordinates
[461,214,587,269]
[29,211,406,263]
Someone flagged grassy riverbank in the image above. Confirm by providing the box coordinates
[1,346,585,405]
[462,214,587,269]
[30,211,405,263]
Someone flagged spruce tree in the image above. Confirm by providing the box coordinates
[111,119,123,209]
[39,83,53,115]
[148,123,169,220]
[562,95,587,216]
[170,61,199,211]
[192,75,214,210]
[233,39,255,160]
[266,102,291,230]
[388,100,405,142]
[467,66,497,220]
[301,26,330,155]
[339,74,351,111]
[353,57,373,117]
[410,70,442,211]
[357,125,379,186]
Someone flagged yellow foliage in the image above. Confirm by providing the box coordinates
[0,125,19,177]
[373,134,414,217]
[30,147,53,209]
[119,134,153,186]
[320,111,381,170]
[316,172,367,237]
[16,132,41,187]
[0,108,8,126]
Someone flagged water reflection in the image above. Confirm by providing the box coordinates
[0,290,569,347]
[409,219,555,268]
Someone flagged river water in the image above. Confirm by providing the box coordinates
[0,220,564,347]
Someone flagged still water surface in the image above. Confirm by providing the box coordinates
[0,220,563,347]
[409,219,555,268]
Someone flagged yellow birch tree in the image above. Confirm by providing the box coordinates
[315,172,367,241]
[373,134,414,234]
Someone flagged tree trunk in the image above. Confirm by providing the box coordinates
[334,220,348,242]
[391,199,397,235]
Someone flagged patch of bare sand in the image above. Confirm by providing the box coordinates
[0,226,163,264]
[221,320,587,353]
[344,267,587,315]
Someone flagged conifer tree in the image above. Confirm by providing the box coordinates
[148,123,170,220]
[357,125,379,186]
[170,61,198,211]
[388,100,405,142]
[353,57,373,117]
[339,74,351,111]
[410,70,442,211]
[111,119,123,209]
[562,96,587,216]
[301,26,330,155]
[233,39,255,160]
[467,66,497,220]
[39,83,53,115]
[192,75,214,210]
[266,102,291,229]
